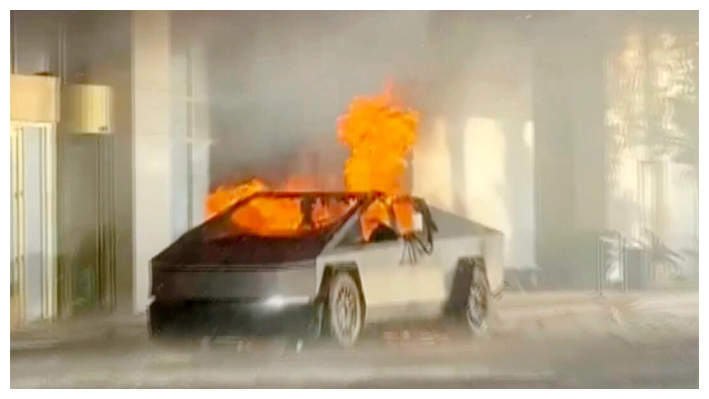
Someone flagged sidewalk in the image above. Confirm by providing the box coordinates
[11,290,698,351]
[11,312,148,350]
[492,289,698,336]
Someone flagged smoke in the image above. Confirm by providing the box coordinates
[194,11,432,186]
[189,11,698,285]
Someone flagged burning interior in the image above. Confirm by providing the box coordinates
[204,81,420,242]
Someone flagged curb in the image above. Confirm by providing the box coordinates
[12,362,558,388]
[492,291,698,328]
[493,292,611,323]
[11,317,148,352]
[11,292,697,351]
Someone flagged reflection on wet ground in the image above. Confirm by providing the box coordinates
[11,308,698,388]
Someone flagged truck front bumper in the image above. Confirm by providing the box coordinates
[149,297,319,339]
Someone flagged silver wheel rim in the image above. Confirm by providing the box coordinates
[333,281,360,344]
[466,269,488,331]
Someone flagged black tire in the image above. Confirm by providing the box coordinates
[148,304,163,339]
[328,272,364,347]
[306,301,325,340]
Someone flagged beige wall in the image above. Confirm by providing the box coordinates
[413,14,536,270]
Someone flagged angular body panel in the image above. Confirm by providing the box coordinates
[151,262,316,303]
[316,206,504,324]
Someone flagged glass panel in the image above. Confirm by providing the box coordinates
[10,131,20,328]
[190,142,210,226]
[171,100,190,239]
[22,127,44,321]
[59,135,100,315]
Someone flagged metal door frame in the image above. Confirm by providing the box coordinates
[10,121,58,323]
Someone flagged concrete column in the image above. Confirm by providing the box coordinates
[532,13,607,288]
[132,10,171,313]
[189,42,212,224]
[413,15,536,271]
[170,12,212,238]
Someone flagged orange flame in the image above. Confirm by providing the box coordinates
[231,197,303,236]
[204,82,420,240]
[338,83,419,240]
[281,176,320,192]
[312,197,355,229]
[392,198,415,233]
[205,178,267,220]
[337,83,419,195]
[359,198,392,242]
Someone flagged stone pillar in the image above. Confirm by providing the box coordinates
[532,12,607,288]
[170,13,212,234]
[131,10,171,313]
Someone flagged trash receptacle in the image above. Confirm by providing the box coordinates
[626,246,650,290]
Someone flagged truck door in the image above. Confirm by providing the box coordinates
[334,199,446,322]
[390,198,447,317]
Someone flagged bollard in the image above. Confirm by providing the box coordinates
[596,238,604,295]
[622,236,629,293]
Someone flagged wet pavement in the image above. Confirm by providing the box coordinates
[11,291,699,388]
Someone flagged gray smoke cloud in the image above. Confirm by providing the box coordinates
[193,11,432,186]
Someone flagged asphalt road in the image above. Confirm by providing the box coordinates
[11,310,699,388]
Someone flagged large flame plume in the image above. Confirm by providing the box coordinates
[337,83,419,240]
[205,83,420,240]
[337,82,419,195]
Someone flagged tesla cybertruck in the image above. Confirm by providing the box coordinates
[149,192,504,346]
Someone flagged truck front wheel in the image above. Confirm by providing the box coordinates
[328,272,363,347]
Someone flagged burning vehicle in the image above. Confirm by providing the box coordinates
[149,191,504,346]
[148,84,505,346]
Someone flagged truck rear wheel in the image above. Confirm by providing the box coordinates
[328,272,363,347]
[465,265,491,335]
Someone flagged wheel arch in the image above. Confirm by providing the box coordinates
[317,262,365,309]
